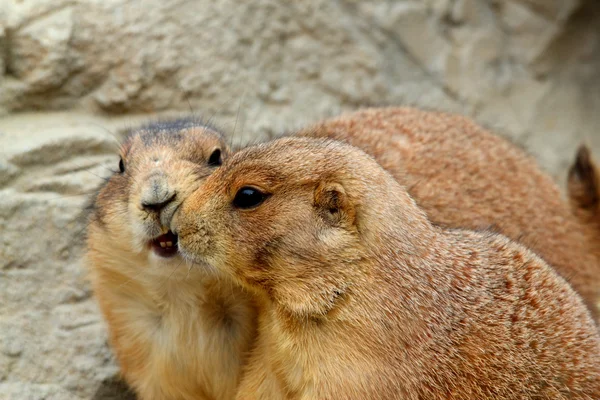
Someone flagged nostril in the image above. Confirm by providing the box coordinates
[141,192,177,213]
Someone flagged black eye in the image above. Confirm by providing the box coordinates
[118,158,125,173]
[208,149,222,166]
[233,187,267,209]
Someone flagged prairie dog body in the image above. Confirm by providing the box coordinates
[173,137,600,399]
[85,119,256,400]
[299,107,600,320]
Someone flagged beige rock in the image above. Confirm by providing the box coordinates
[519,0,581,21]
[0,24,5,76]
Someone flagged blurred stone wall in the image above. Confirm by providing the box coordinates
[1,0,599,398]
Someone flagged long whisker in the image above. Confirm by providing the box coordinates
[48,190,102,201]
[185,262,194,280]
[57,205,99,251]
[166,258,184,283]
[116,266,148,290]
[51,160,114,184]
[64,206,121,253]
[232,93,244,147]
[207,92,240,128]
[186,98,195,116]
[227,88,248,151]
[74,166,112,182]
[88,122,124,149]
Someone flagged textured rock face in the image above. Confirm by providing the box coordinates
[1,0,599,398]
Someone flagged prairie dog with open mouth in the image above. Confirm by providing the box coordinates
[85,118,256,400]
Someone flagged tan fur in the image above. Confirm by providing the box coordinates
[173,137,600,399]
[85,121,257,400]
[297,107,600,321]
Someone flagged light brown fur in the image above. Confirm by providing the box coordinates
[297,107,600,321]
[85,120,257,400]
[173,137,600,399]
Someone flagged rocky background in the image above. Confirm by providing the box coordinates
[1,0,599,399]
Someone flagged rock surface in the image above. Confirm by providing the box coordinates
[1,0,599,399]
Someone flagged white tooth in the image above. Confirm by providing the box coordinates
[160,242,166,248]
[166,241,173,247]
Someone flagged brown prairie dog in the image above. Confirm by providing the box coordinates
[172,137,600,399]
[85,118,256,400]
[298,107,600,321]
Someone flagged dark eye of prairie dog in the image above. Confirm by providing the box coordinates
[118,158,125,173]
[233,186,267,209]
[208,149,222,166]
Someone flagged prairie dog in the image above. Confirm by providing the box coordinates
[298,107,600,320]
[172,137,600,399]
[85,119,256,400]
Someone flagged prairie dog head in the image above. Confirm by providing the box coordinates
[89,118,228,272]
[172,137,429,316]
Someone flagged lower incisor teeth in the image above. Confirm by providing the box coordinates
[160,242,166,248]
[166,241,173,247]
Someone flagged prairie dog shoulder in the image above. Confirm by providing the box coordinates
[173,136,600,399]
[86,117,256,400]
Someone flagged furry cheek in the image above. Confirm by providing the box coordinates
[128,208,159,251]
[178,224,215,262]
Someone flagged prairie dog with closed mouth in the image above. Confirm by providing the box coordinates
[173,136,600,399]
[85,118,256,400]
[299,107,600,321]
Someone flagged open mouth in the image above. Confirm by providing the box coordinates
[150,230,179,258]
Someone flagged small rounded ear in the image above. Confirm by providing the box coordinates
[568,145,599,210]
[314,182,355,227]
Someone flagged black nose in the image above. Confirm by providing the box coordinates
[141,192,176,213]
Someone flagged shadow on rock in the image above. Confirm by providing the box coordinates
[92,376,137,400]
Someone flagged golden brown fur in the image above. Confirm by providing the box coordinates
[85,119,257,400]
[297,107,600,321]
[173,137,600,399]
